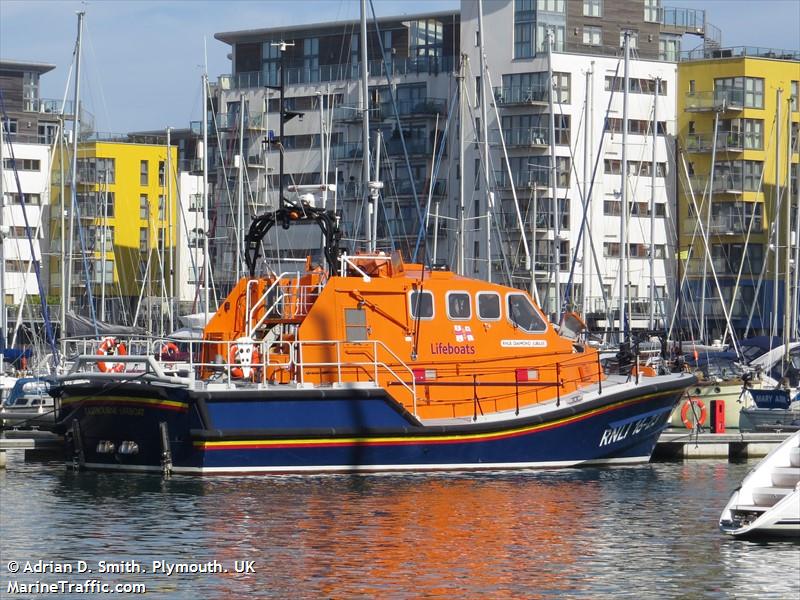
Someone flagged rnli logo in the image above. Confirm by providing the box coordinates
[453,325,474,342]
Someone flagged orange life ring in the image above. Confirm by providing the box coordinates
[681,398,707,429]
[160,342,180,360]
[229,343,261,379]
[97,337,127,373]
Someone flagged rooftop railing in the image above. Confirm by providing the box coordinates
[681,46,800,62]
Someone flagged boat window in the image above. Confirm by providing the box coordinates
[507,293,547,333]
[477,292,501,321]
[345,308,368,341]
[409,290,434,320]
[14,398,29,406]
[446,292,471,320]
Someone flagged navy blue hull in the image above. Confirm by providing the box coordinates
[52,378,691,474]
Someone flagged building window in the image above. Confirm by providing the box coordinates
[514,0,535,59]
[743,160,763,191]
[1,118,17,136]
[583,26,601,46]
[158,161,165,186]
[791,81,799,112]
[22,71,39,112]
[139,227,148,253]
[659,37,680,61]
[583,0,602,17]
[158,195,165,220]
[302,37,319,82]
[744,77,764,108]
[2,158,40,171]
[537,0,565,12]
[473,241,480,272]
[5,193,41,205]
[644,0,661,23]
[537,24,565,53]
[554,114,570,145]
[38,123,58,145]
[262,41,280,87]
[140,160,149,186]
[410,19,444,59]
[553,72,570,103]
[741,119,764,150]
[140,194,149,220]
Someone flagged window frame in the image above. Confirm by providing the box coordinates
[408,290,435,321]
[476,291,502,322]
[446,291,473,321]
[505,292,548,333]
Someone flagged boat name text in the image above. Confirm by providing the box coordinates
[599,413,664,447]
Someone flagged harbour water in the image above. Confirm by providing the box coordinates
[1,455,798,598]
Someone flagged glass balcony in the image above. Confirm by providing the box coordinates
[331,138,433,160]
[685,131,755,153]
[22,98,75,115]
[501,127,550,148]
[492,85,549,106]
[376,98,447,119]
[220,56,456,90]
[685,89,744,111]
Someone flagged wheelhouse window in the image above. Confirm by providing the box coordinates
[446,292,472,320]
[507,293,547,332]
[477,292,501,321]
[409,290,434,320]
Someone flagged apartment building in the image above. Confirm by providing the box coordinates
[212,10,460,293]
[49,139,179,329]
[0,59,65,345]
[458,0,722,327]
[677,47,800,340]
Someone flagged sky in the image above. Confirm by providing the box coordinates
[1,0,798,134]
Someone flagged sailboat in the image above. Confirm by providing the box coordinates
[46,3,697,475]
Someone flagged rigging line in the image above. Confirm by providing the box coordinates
[368,0,425,246]
[0,93,59,366]
[413,93,457,262]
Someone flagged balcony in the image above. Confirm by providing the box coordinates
[22,97,75,117]
[331,138,434,160]
[500,127,550,149]
[685,131,759,153]
[492,85,548,107]
[684,214,763,236]
[389,178,447,198]
[662,7,720,46]
[685,90,744,112]
[215,111,269,131]
[688,174,746,195]
[220,56,456,90]
[493,169,551,191]
[376,98,447,119]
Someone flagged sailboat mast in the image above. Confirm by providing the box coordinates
[582,63,593,317]
[237,92,245,281]
[619,31,629,344]
[0,100,5,349]
[547,28,560,316]
[477,0,492,283]
[649,78,659,330]
[457,54,466,275]
[784,100,792,351]
[66,10,84,324]
[167,126,175,333]
[202,71,210,317]
[773,88,781,340]
[360,0,371,250]
[792,159,800,341]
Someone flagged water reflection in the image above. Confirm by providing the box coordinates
[1,457,798,598]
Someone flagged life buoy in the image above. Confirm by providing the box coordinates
[160,342,180,360]
[681,397,707,429]
[229,341,261,379]
[97,337,127,373]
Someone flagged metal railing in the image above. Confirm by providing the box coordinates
[22,98,75,115]
[501,127,550,148]
[246,273,326,336]
[376,98,447,119]
[684,89,745,111]
[685,131,760,153]
[220,55,456,90]
[492,85,549,106]
[681,46,800,62]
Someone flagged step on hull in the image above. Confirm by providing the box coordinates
[54,379,687,475]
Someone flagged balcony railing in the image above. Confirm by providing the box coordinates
[331,138,434,160]
[684,90,744,111]
[389,178,447,198]
[492,85,549,106]
[684,215,764,235]
[215,111,269,130]
[377,98,447,119]
[493,169,551,190]
[22,98,75,115]
[685,131,760,153]
[681,46,800,62]
[688,174,747,194]
[500,127,550,148]
[220,55,456,90]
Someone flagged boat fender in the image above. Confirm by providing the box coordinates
[681,398,706,429]
[97,337,128,373]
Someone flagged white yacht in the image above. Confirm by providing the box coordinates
[719,430,800,537]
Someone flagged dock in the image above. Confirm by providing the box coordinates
[654,430,793,460]
[1,429,795,469]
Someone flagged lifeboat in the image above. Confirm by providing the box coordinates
[50,247,696,475]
